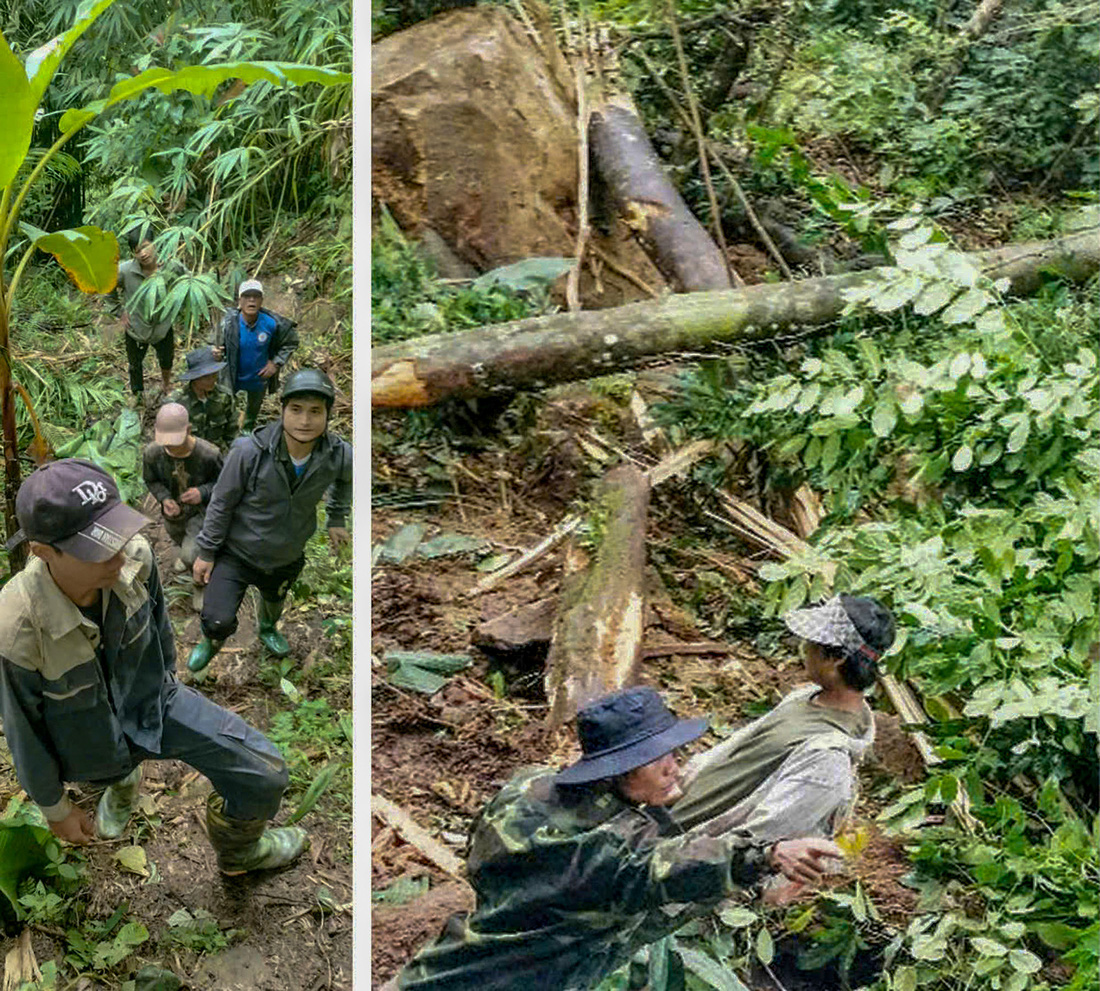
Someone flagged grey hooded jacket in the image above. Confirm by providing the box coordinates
[194,420,352,570]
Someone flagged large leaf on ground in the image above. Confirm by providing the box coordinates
[25,0,118,103]
[34,226,118,291]
[0,818,53,919]
[61,62,351,134]
[0,30,36,190]
[385,650,472,694]
[676,946,750,991]
[473,257,575,293]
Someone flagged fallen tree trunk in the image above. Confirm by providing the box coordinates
[590,93,731,292]
[373,226,1100,408]
[545,464,651,728]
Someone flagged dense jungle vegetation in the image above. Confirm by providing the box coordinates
[0,2,352,987]
[372,1,1097,990]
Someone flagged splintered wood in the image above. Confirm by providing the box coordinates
[371,793,468,883]
[467,439,714,597]
[545,464,651,728]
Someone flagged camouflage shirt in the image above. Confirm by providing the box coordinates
[397,767,767,990]
[169,384,237,450]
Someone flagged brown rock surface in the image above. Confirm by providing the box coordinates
[372,6,665,307]
[473,596,557,653]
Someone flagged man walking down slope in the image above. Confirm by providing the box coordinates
[0,460,309,874]
[111,224,187,407]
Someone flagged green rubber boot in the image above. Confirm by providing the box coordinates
[256,597,290,657]
[96,765,143,839]
[188,637,224,672]
[206,794,309,876]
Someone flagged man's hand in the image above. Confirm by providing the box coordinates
[120,311,130,329]
[179,488,202,506]
[49,806,96,845]
[193,558,214,585]
[258,360,278,379]
[162,499,181,518]
[328,527,350,551]
[211,345,225,359]
[767,838,844,886]
[762,878,808,907]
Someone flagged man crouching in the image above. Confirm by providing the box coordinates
[0,459,308,874]
[394,686,842,990]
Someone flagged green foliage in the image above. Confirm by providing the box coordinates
[766,2,1099,192]
[0,815,54,920]
[266,697,351,819]
[746,125,891,254]
[51,407,144,502]
[657,207,1097,991]
[164,907,242,953]
[6,0,351,256]
[371,210,546,344]
[65,903,149,972]
[876,783,1098,991]
[123,260,228,341]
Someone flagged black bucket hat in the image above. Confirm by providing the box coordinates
[556,686,707,786]
[784,594,895,663]
[179,346,227,382]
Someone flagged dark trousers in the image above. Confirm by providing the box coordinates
[109,683,288,821]
[200,550,305,643]
[125,330,175,395]
[237,387,266,426]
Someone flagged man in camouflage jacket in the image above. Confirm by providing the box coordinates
[170,347,237,450]
[395,688,842,990]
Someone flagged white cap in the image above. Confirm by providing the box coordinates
[238,278,264,297]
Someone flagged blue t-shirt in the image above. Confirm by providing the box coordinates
[235,311,277,392]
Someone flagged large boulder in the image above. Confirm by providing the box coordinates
[372,6,666,307]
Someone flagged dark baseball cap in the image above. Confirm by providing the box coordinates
[556,686,707,785]
[6,459,149,562]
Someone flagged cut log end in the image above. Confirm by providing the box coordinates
[372,360,436,408]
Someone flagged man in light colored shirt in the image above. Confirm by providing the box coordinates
[111,223,186,407]
[0,459,309,874]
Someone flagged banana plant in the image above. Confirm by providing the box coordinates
[0,0,350,572]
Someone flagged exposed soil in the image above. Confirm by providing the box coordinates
[370,397,928,989]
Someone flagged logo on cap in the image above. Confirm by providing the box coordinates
[86,522,126,553]
[72,480,109,506]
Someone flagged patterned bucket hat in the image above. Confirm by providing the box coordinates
[784,594,895,663]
